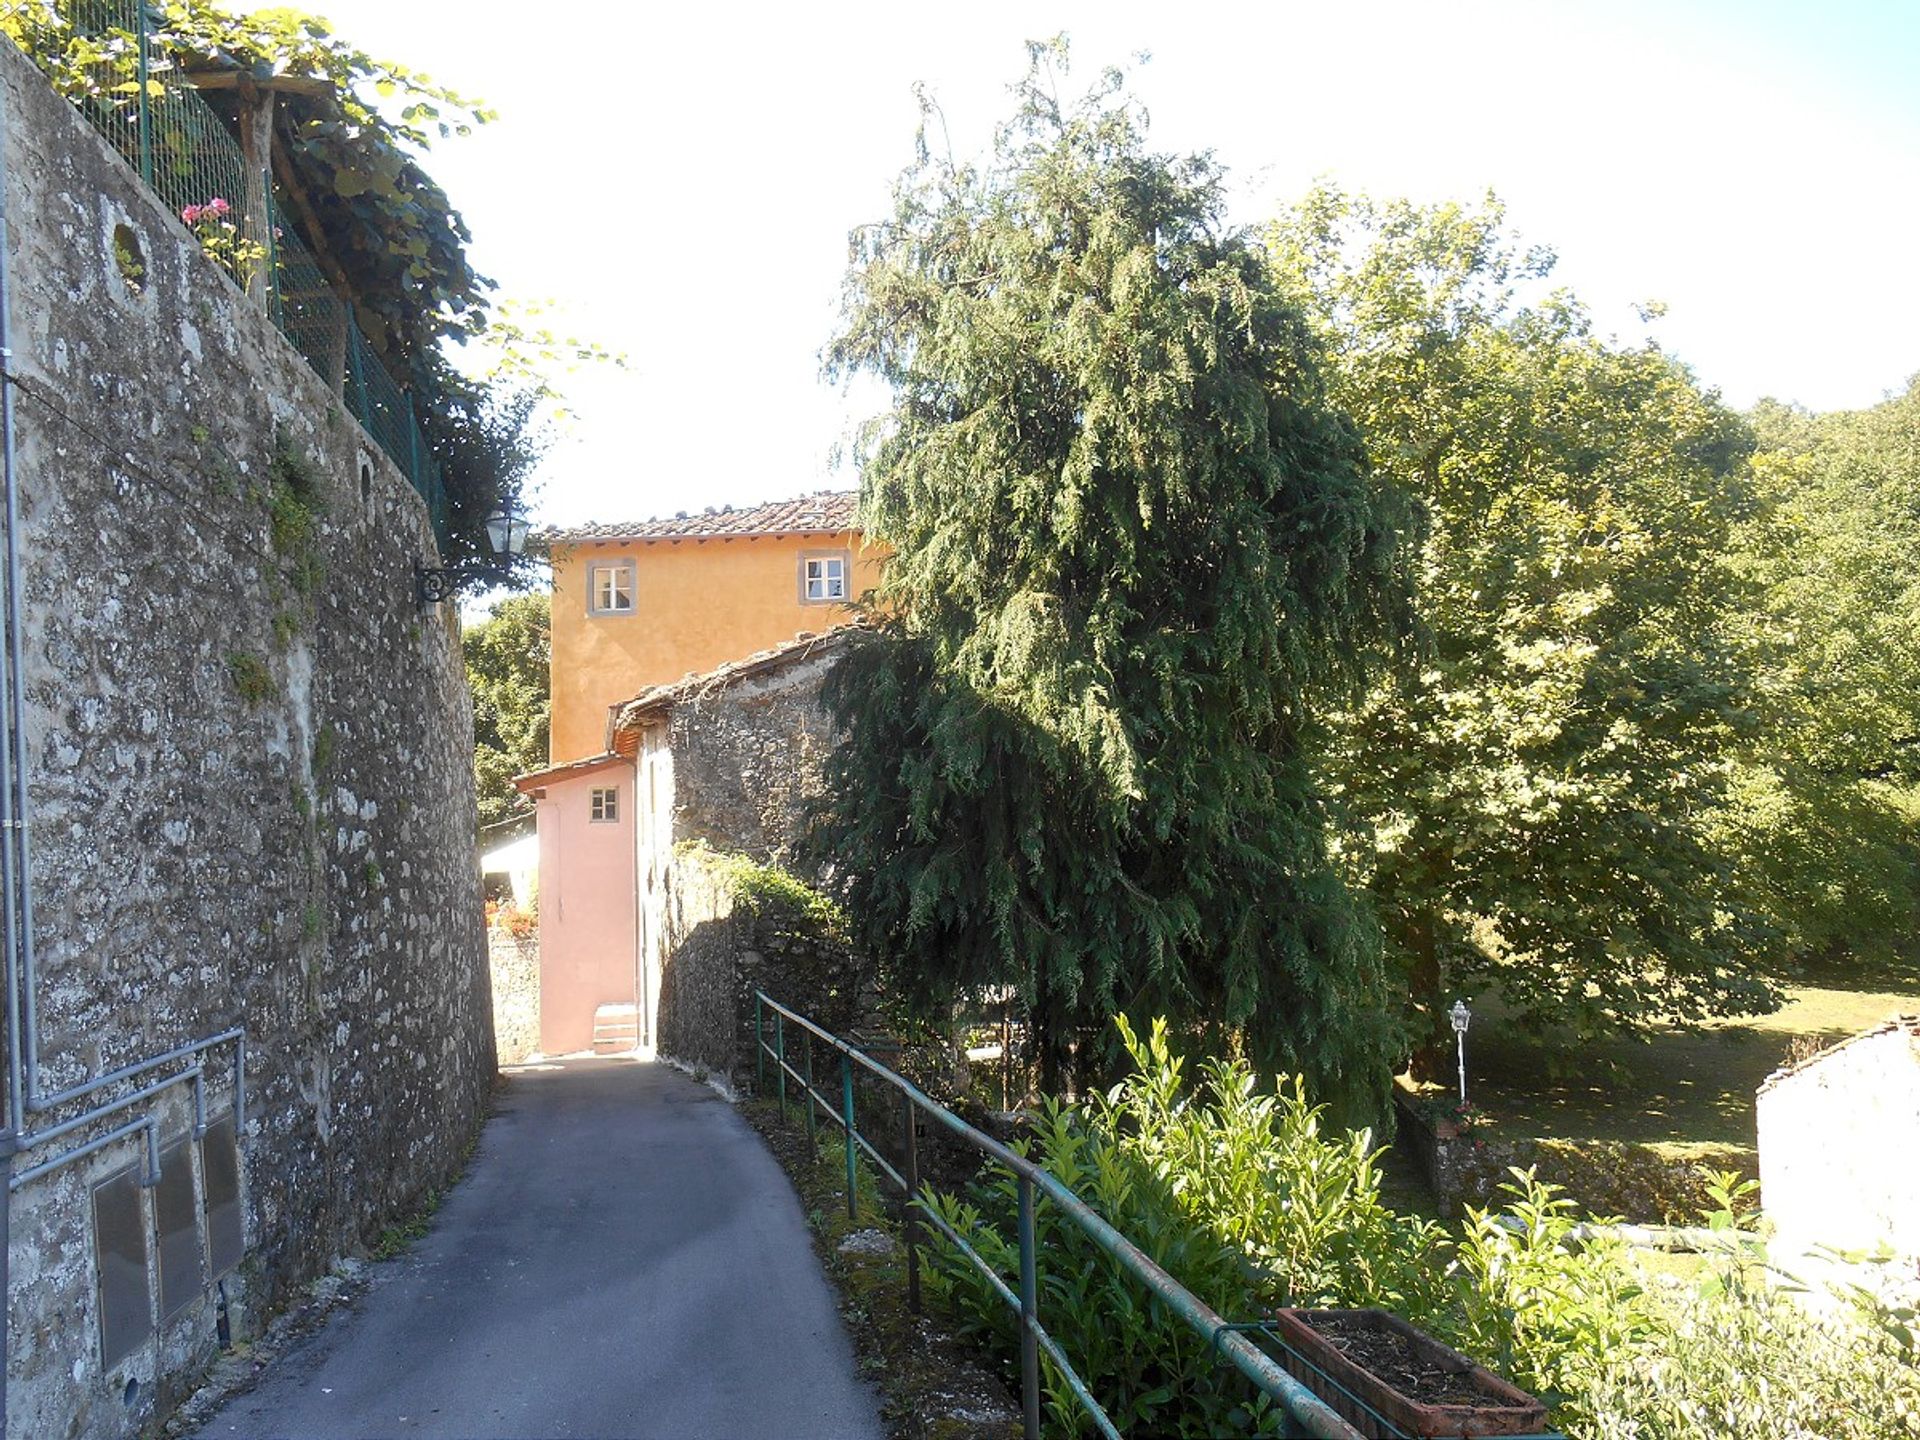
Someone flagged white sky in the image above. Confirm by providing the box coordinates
[238,0,1920,530]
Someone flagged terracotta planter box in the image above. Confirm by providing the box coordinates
[1267,1308,1548,1438]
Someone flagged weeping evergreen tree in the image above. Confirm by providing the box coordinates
[817,43,1416,1113]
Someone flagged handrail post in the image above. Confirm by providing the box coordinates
[774,1012,786,1116]
[803,1031,817,1156]
[754,993,764,1094]
[840,1052,857,1220]
[901,1088,921,1314]
[1018,1175,1041,1440]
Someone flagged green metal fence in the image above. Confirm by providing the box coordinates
[755,991,1374,1440]
[7,0,450,551]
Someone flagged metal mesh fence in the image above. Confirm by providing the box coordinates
[4,0,451,552]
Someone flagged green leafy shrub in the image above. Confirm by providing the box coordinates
[922,1020,1920,1439]
[1103,1017,1451,1323]
[922,1099,1279,1438]
[1447,1176,1653,1415]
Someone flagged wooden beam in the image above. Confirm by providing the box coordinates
[183,70,333,99]
[235,78,276,307]
[269,136,361,394]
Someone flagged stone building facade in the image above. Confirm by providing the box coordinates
[1758,1015,1920,1282]
[2,43,493,1439]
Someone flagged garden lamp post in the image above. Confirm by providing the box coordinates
[414,503,530,606]
[1450,999,1472,1104]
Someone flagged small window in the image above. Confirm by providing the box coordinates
[590,787,619,823]
[588,561,635,615]
[800,550,850,604]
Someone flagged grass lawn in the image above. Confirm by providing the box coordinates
[1464,958,1920,1159]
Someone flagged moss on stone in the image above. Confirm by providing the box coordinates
[226,651,275,705]
[678,840,848,938]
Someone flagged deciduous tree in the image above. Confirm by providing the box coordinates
[465,593,549,829]
[1267,188,1776,1067]
[1719,381,1920,966]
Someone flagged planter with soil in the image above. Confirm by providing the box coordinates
[1266,1308,1548,1438]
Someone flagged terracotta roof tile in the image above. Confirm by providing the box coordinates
[544,490,857,545]
[511,750,629,794]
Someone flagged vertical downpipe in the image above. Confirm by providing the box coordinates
[0,180,37,1116]
[1017,1176,1041,1440]
[0,1126,12,1439]
[0,50,31,1134]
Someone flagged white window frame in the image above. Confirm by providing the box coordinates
[587,560,636,616]
[589,787,619,823]
[798,549,850,605]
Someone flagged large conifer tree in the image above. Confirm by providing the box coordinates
[816,46,1416,1111]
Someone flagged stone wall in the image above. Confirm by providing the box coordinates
[2,44,493,1439]
[656,848,869,1090]
[488,927,540,1066]
[1393,1095,1758,1223]
[1758,1018,1920,1270]
[664,643,844,873]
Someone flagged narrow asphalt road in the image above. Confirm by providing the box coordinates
[191,1056,884,1440]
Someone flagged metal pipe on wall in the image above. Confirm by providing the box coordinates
[1,1126,14,1440]
[0,21,26,1147]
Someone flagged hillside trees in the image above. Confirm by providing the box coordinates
[815,47,1417,1111]
[1266,188,1777,1068]
[465,593,550,828]
[1720,381,1920,963]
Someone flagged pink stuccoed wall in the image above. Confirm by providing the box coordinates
[533,763,638,1053]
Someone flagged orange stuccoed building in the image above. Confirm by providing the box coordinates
[511,491,880,1056]
[543,490,880,763]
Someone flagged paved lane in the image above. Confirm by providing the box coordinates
[191,1056,882,1440]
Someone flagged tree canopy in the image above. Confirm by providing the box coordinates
[464,593,550,829]
[1717,380,1920,967]
[815,46,1416,1112]
[1266,187,1777,1060]
[2,1,603,577]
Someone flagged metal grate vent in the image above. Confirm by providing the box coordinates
[91,1167,153,1366]
[202,1114,244,1276]
[155,1137,204,1320]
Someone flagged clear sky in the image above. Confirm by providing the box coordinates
[237,0,1920,530]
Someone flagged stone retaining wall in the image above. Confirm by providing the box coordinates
[2,45,493,1439]
[1393,1095,1758,1222]
[488,927,540,1065]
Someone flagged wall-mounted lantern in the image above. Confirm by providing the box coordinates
[414,505,530,606]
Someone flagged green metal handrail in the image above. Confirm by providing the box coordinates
[754,991,1367,1440]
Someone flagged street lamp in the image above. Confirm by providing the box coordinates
[1449,999,1472,1104]
[414,504,530,606]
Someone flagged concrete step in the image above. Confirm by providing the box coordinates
[592,1003,640,1054]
